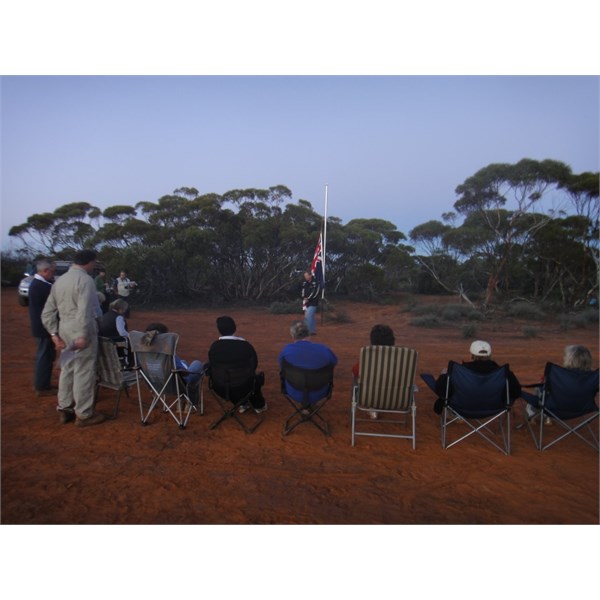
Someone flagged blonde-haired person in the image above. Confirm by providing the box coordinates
[526,345,594,425]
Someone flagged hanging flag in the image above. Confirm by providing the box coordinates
[311,233,324,288]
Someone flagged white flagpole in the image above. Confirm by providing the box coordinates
[322,184,328,300]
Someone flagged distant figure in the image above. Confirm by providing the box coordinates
[95,268,110,312]
[428,340,522,414]
[301,270,321,335]
[207,316,267,414]
[279,320,337,407]
[42,249,106,427]
[28,258,57,396]
[351,324,396,419]
[144,322,204,407]
[115,270,137,305]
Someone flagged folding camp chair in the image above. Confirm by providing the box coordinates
[207,363,264,434]
[351,346,418,448]
[522,363,599,451]
[129,330,202,429]
[96,336,137,419]
[425,361,513,455]
[280,358,335,436]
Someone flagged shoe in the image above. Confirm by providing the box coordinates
[58,409,75,424]
[75,413,106,427]
[238,403,250,414]
[254,402,268,414]
[369,411,378,420]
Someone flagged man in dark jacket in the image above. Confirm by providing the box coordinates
[28,258,57,396]
[430,340,522,414]
[207,315,266,414]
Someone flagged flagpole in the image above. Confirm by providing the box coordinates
[322,184,328,301]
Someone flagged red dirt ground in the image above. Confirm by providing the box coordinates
[1,288,598,525]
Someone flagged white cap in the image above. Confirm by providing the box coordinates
[469,340,492,357]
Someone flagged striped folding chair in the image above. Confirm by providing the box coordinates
[351,346,419,448]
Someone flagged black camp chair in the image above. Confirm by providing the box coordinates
[423,361,513,455]
[522,363,599,451]
[207,362,264,434]
[280,358,335,436]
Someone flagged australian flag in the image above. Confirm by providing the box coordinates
[311,233,324,288]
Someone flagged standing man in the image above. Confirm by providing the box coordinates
[42,249,106,427]
[301,270,321,335]
[115,270,137,303]
[94,267,110,312]
[28,258,57,396]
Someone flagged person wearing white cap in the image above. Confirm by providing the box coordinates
[430,340,521,414]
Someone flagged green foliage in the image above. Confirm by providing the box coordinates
[410,315,443,328]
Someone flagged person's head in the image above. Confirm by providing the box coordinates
[119,270,127,279]
[303,271,313,282]
[563,345,593,371]
[35,258,56,282]
[110,298,129,315]
[74,249,97,273]
[145,322,168,333]
[216,315,236,336]
[290,320,310,341]
[97,268,106,277]
[469,340,492,360]
[370,324,395,346]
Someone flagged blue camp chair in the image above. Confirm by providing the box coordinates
[425,361,513,455]
[522,363,599,451]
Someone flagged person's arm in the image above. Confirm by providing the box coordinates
[115,315,128,337]
[41,288,66,350]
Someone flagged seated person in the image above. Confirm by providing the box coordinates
[206,316,267,414]
[98,298,130,367]
[99,298,129,339]
[279,320,338,408]
[425,340,521,414]
[351,323,397,419]
[144,322,204,407]
[525,344,595,424]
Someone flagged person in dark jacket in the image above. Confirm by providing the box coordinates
[28,259,57,396]
[301,270,321,335]
[98,299,129,339]
[207,315,267,414]
[431,340,522,414]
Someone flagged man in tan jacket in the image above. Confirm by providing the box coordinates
[42,249,105,427]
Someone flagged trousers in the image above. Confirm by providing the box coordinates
[34,336,56,391]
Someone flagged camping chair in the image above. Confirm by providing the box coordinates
[129,330,202,429]
[96,336,137,419]
[351,346,418,448]
[522,363,599,451]
[427,361,513,455]
[280,358,335,436]
[207,362,264,434]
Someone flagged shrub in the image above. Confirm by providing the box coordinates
[461,324,477,339]
[507,302,546,320]
[411,303,440,316]
[411,316,443,328]
[441,304,485,321]
[269,301,301,315]
[522,326,538,338]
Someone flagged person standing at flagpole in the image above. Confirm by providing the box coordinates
[302,233,324,335]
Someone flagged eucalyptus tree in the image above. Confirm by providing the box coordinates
[454,158,572,305]
[9,201,101,255]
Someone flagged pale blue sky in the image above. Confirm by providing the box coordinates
[1,75,598,250]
